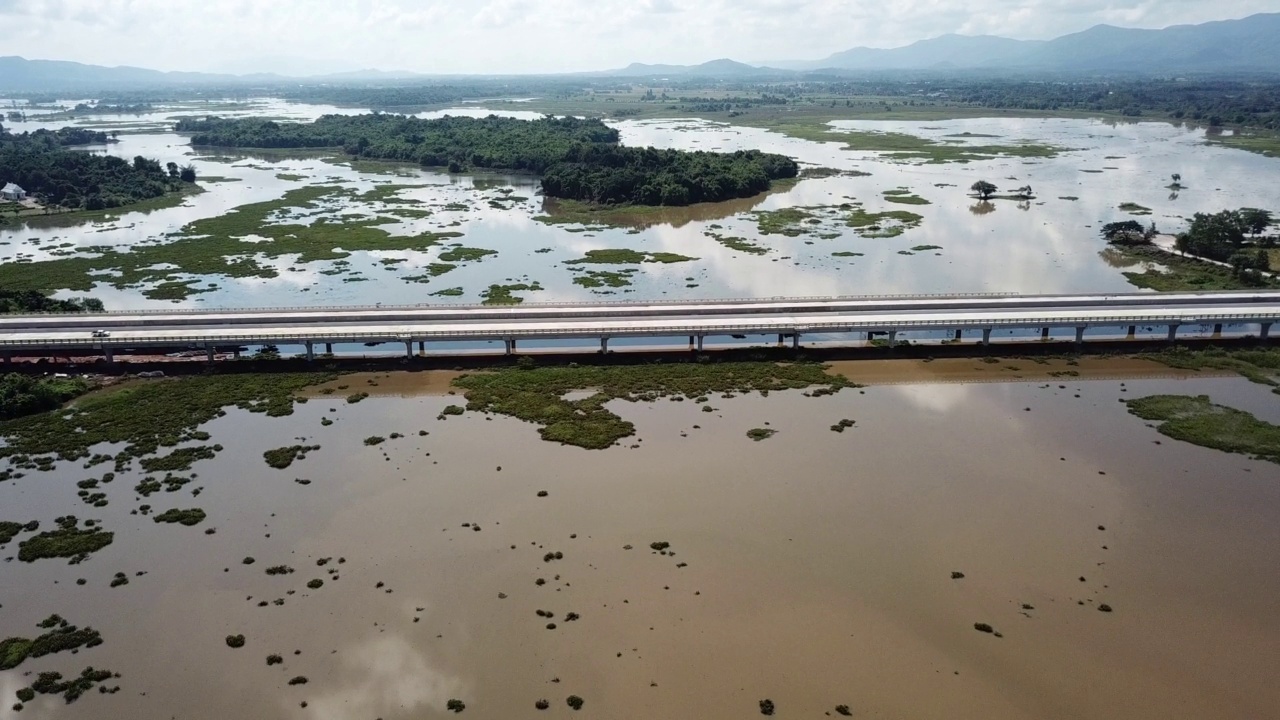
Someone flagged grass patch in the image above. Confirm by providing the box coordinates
[482,282,544,305]
[882,189,931,205]
[763,125,1061,163]
[453,360,855,449]
[746,428,777,441]
[0,616,103,671]
[704,231,768,255]
[430,287,465,297]
[1110,245,1280,292]
[1206,131,1280,158]
[564,249,696,265]
[1127,394,1280,463]
[1119,202,1152,216]
[1146,346,1280,389]
[437,246,497,263]
[0,185,463,298]
[572,269,637,289]
[17,517,113,563]
[153,508,206,526]
[263,444,320,469]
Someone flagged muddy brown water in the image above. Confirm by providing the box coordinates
[1,365,1278,719]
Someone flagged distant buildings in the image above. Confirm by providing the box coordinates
[1,183,26,201]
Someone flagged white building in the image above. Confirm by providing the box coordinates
[0,183,26,201]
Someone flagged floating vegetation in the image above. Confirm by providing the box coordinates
[453,361,853,449]
[882,189,931,205]
[1119,202,1153,216]
[446,699,466,713]
[974,623,995,634]
[225,635,245,649]
[265,565,295,576]
[17,517,113,563]
[263,444,320,469]
[1125,394,1280,464]
[481,282,544,305]
[705,231,768,254]
[152,508,206,526]
[288,676,308,686]
[564,249,696,265]
[0,616,103,671]
[746,428,777,441]
[0,374,332,474]
[438,247,497,263]
[266,654,283,666]
[759,699,776,716]
[830,419,856,432]
[572,269,637,289]
[346,392,370,404]
[307,579,324,589]
[25,666,118,704]
[567,695,584,711]
[363,436,386,446]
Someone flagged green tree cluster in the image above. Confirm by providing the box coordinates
[0,374,90,421]
[176,114,797,206]
[0,290,103,314]
[0,126,193,210]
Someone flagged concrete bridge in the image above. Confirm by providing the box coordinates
[2,290,1279,362]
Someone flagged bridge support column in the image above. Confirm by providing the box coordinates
[103,347,114,364]
[2,349,11,366]
[1213,323,1223,336]
[954,329,963,341]
[887,330,898,348]
[982,328,992,346]
[418,341,425,354]
[504,339,515,355]
[1127,325,1136,338]
[778,333,785,346]
[1167,324,1180,343]
[696,336,704,352]
[792,333,800,350]
[206,345,215,364]
[325,343,333,355]
[1075,326,1086,346]
[405,341,414,359]
[1262,323,1273,340]
[1042,327,1051,340]
[233,348,241,359]
[600,337,609,354]
[688,335,695,350]
[305,341,314,362]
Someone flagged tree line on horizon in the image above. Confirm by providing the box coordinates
[176,114,799,206]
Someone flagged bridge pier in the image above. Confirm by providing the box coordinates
[325,343,333,355]
[305,341,314,362]
[1263,323,1273,340]
[504,338,515,355]
[600,337,609,354]
[418,341,425,354]
[1127,325,1136,338]
[405,341,414,359]
[1042,327,1051,340]
[982,328,992,346]
[1167,324,1180,342]
[792,333,800,350]
[696,336,704,352]
[206,345,215,364]
[1213,323,1223,336]
[778,333,785,346]
[887,330,898,348]
[954,329,963,341]
[1075,326,1086,346]
[103,347,114,364]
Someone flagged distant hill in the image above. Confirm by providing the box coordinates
[603,58,783,78]
[798,13,1280,73]
[0,56,277,91]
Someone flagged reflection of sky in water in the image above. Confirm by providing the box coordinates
[298,635,465,720]
[4,103,1280,310]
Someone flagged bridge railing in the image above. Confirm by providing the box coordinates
[3,312,1276,347]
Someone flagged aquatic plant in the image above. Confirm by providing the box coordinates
[225,635,246,649]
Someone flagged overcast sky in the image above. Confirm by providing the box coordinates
[0,0,1274,75]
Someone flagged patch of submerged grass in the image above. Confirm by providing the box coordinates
[0,617,103,671]
[0,374,332,472]
[572,270,637,289]
[1110,244,1280,292]
[453,360,854,449]
[1146,346,1280,389]
[705,231,768,255]
[17,517,113,563]
[263,444,320,469]
[1127,394,1280,463]
[482,282,544,305]
[152,508,206,526]
[746,428,776,441]
[793,126,1061,163]
[438,247,497,263]
[564,249,696,265]
[0,185,464,298]
[882,189,931,205]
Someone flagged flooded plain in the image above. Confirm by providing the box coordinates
[2,365,1279,719]
[3,100,1280,310]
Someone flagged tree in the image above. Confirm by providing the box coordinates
[970,181,997,200]
[179,164,197,183]
[166,162,179,179]
[1240,208,1273,236]
[1171,173,1182,185]
[1100,220,1148,245]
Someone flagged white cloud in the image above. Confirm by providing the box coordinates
[0,0,1272,74]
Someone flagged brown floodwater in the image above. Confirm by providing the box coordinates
[1,365,1278,720]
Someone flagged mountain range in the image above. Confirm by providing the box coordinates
[1,13,1277,91]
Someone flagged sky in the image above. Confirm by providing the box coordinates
[0,0,1274,75]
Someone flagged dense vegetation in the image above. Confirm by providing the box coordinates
[1126,394,1280,464]
[1103,208,1277,288]
[175,114,798,206]
[0,290,104,314]
[0,373,90,421]
[0,122,194,210]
